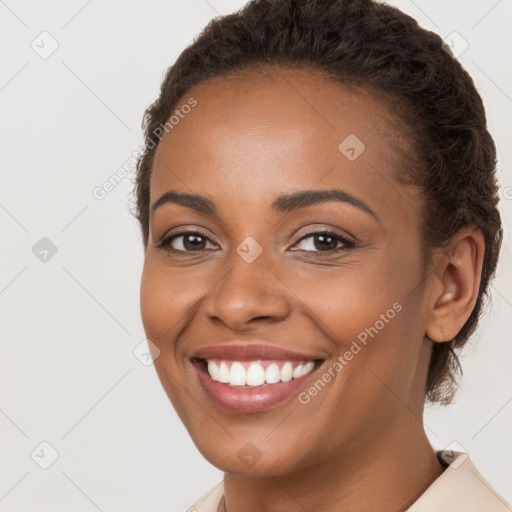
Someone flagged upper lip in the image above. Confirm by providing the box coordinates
[190,343,324,362]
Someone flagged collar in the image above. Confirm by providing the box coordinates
[187,451,512,512]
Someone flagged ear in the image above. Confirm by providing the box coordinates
[425,226,485,343]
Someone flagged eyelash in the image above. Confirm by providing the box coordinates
[154,229,356,255]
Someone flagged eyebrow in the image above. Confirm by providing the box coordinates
[150,188,378,222]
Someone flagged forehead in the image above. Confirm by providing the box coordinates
[150,66,413,217]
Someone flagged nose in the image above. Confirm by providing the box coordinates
[203,251,291,331]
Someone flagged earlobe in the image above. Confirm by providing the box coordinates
[425,226,485,343]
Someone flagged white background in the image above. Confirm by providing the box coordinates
[1,1,511,511]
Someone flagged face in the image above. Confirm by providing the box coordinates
[140,66,434,476]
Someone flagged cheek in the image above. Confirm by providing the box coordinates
[140,275,169,345]
[140,262,201,420]
[293,258,407,341]
[140,260,197,341]
[293,248,426,383]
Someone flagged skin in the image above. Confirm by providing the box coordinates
[140,66,484,512]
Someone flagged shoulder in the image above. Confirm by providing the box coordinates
[182,481,224,512]
[408,451,512,512]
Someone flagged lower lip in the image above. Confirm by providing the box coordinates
[193,360,322,413]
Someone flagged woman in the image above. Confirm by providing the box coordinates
[133,0,511,510]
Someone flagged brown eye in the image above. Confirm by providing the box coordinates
[158,231,217,252]
[291,231,355,252]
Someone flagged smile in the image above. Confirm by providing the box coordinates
[206,359,316,387]
[192,358,324,413]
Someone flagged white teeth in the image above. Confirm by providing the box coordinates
[301,361,315,376]
[229,362,246,386]
[280,362,293,382]
[207,361,219,381]
[218,361,230,383]
[205,360,317,387]
[246,363,266,386]
[265,363,280,384]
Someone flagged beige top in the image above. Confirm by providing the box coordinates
[184,452,512,512]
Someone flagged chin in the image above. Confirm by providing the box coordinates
[190,431,314,477]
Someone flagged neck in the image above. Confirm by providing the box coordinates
[221,423,445,512]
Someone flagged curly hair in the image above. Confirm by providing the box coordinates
[132,0,502,405]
